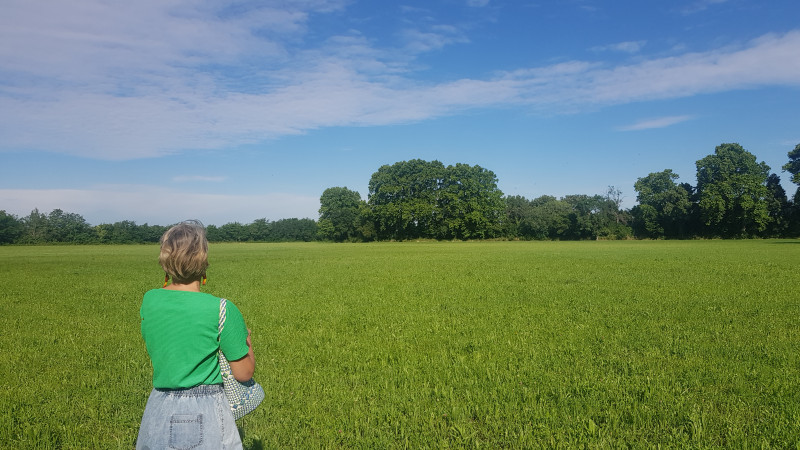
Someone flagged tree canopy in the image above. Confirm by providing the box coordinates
[368,160,504,240]
[632,169,692,239]
[695,143,771,237]
[318,187,364,242]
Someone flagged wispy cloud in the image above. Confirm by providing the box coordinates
[1,0,799,161]
[400,24,470,53]
[591,40,647,54]
[681,0,729,15]
[617,115,693,131]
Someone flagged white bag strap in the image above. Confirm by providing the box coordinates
[218,298,227,337]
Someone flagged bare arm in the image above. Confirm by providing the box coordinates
[228,329,255,382]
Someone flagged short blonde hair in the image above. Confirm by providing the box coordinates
[159,220,209,284]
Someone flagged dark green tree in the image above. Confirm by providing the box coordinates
[205,224,222,242]
[437,163,504,240]
[46,209,93,243]
[355,202,376,242]
[0,210,23,244]
[783,143,800,236]
[503,195,535,239]
[695,143,771,238]
[270,218,317,242]
[368,160,504,240]
[248,218,272,241]
[107,220,141,243]
[318,187,364,242]
[528,195,571,240]
[368,159,445,240]
[632,170,692,238]
[216,222,249,242]
[764,174,790,237]
[782,143,800,185]
[562,195,607,240]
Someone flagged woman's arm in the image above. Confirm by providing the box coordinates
[228,329,255,382]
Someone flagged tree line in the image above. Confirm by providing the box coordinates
[2,142,798,244]
[318,142,800,241]
[0,210,317,245]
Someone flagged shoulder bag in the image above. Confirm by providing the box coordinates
[218,298,265,420]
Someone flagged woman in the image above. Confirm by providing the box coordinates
[137,220,255,449]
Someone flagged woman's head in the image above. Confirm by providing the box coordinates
[159,220,209,284]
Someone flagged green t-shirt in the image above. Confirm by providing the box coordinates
[140,289,249,389]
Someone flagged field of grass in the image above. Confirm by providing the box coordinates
[1,240,799,448]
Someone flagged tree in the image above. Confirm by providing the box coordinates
[562,195,610,240]
[604,186,625,225]
[318,187,364,242]
[526,196,571,240]
[108,220,141,243]
[437,163,505,240]
[368,160,504,240]
[0,210,23,244]
[764,174,790,237]
[695,143,771,237]
[270,218,317,242]
[596,186,632,239]
[216,222,248,242]
[632,170,691,238]
[20,208,49,244]
[782,143,800,185]
[368,160,445,240]
[503,195,535,239]
[248,218,272,241]
[46,209,93,243]
[783,143,800,235]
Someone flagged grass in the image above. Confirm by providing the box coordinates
[1,240,799,448]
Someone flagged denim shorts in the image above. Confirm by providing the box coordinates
[136,384,242,450]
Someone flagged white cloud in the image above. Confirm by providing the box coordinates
[0,186,320,225]
[682,0,729,14]
[617,115,693,131]
[400,25,470,53]
[1,0,799,161]
[591,40,647,54]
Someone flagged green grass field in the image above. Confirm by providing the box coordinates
[1,240,799,448]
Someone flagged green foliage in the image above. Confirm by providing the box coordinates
[437,163,505,240]
[369,159,447,240]
[208,219,318,242]
[695,143,772,238]
[269,218,317,242]
[0,210,23,244]
[2,242,799,448]
[318,187,364,242]
[633,170,692,238]
[782,143,800,185]
[503,192,631,241]
[367,160,504,240]
[765,174,791,237]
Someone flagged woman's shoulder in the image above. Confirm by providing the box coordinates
[142,289,222,305]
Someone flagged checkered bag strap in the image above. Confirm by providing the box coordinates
[218,298,234,379]
[217,298,265,420]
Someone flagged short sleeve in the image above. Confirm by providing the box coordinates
[220,300,249,361]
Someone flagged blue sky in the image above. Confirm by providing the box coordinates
[1,0,799,226]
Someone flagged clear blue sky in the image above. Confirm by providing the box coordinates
[1,0,799,226]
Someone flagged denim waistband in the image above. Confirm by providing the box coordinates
[155,384,223,397]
